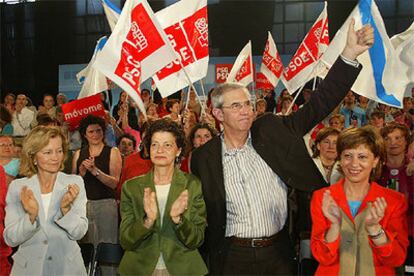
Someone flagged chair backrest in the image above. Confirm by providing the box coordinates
[79,243,95,276]
[95,243,124,265]
[91,242,124,275]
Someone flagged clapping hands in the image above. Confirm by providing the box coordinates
[143,188,157,228]
[61,184,80,215]
[321,190,342,225]
[170,190,189,224]
[20,186,39,224]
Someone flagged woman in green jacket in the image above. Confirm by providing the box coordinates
[119,118,207,276]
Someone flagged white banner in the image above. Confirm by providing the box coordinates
[152,0,209,98]
[227,40,254,87]
[93,0,177,114]
[260,31,284,88]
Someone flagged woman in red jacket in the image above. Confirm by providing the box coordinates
[311,126,409,275]
[0,165,11,276]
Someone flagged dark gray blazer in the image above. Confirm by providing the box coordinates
[191,58,362,274]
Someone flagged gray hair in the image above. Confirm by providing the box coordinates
[211,82,250,109]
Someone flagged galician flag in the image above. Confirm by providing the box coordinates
[102,0,121,31]
[77,36,109,99]
[319,0,408,107]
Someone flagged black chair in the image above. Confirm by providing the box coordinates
[79,243,95,276]
[91,243,124,276]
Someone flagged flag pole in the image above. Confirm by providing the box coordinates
[286,84,305,114]
[286,58,321,114]
[312,76,317,91]
[199,78,207,117]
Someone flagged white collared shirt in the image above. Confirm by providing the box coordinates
[221,133,288,238]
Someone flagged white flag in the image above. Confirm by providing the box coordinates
[153,0,209,98]
[282,1,329,94]
[102,0,121,31]
[319,0,408,108]
[93,0,177,115]
[391,22,414,86]
[77,36,109,99]
[226,41,254,87]
[259,32,284,88]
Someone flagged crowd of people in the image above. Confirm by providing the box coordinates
[0,21,413,276]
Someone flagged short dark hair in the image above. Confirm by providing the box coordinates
[36,113,57,126]
[143,118,186,163]
[78,115,107,146]
[370,110,385,120]
[166,99,180,113]
[337,125,385,180]
[117,133,137,150]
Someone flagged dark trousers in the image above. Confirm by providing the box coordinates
[221,229,296,275]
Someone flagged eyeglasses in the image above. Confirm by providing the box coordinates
[221,100,254,112]
[0,143,13,147]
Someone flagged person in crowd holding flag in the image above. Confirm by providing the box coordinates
[276,88,297,113]
[141,89,152,109]
[276,95,294,116]
[112,91,139,131]
[71,115,122,246]
[340,91,367,128]
[312,127,341,185]
[164,99,182,125]
[119,119,207,276]
[11,94,35,137]
[378,122,414,264]
[4,126,88,276]
[311,126,408,275]
[191,19,374,275]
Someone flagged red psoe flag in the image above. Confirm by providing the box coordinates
[93,0,176,115]
[256,72,274,90]
[282,1,329,94]
[227,41,254,86]
[153,0,209,98]
[259,31,284,89]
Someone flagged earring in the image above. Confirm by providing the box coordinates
[34,160,37,166]
[175,156,180,163]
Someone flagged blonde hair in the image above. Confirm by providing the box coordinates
[20,126,68,177]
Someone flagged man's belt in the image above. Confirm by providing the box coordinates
[230,233,279,248]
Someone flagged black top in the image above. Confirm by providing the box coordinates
[77,145,114,200]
